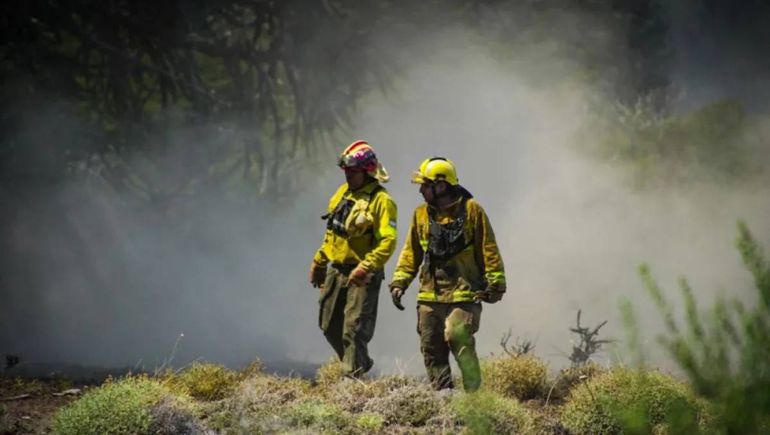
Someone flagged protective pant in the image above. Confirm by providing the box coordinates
[417,301,482,391]
[319,265,383,376]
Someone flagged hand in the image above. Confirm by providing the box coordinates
[474,289,503,304]
[390,287,405,311]
[347,264,371,287]
[309,262,327,288]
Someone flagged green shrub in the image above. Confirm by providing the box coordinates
[560,367,708,434]
[169,362,238,401]
[53,375,191,435]
[623,222,770,433]
[550,361,606,401]
[481,355,548,401]
[452,390,534,434]
[355,413,385,432]
[285,400,349,429]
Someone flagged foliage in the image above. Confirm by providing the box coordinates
[452,390,535,435]
[321,376,405,413]
[315,357,346,387]
[283,400,352,431]
[232,373,313,413]
[0,0,434,201]
[626,221,770,433]
[550,361,606,401]
[52,375,192,435]
[560,367,709,434]
[165,362,239,401]
[362,383,444,427]
[481,354,549,401]
[585,98,769,189]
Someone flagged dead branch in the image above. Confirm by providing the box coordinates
[0,394,31,402]
[500,328,535,357]
[569,309,614,366]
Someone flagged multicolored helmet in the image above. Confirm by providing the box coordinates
[338,140,389,182]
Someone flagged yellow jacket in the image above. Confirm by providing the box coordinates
[313,181,397,272]
[390,197,506,303]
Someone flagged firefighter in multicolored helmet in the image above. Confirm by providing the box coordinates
[310,140,398,377]
[388,157,506,391]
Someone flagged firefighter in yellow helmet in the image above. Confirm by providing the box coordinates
[309,140,398,377]
[389,157,506,391]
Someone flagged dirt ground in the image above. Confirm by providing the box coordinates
[0,377,86,434]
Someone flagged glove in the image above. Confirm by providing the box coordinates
[474,289,503,304]
[347,264,371,287]
[390,287,405,311]
[309,261,327,288]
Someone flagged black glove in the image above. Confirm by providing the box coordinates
[390,287,405,311]
[309,262,327,288]
[474,289,503,304]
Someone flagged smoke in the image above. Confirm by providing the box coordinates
[348,29,770,373]
[2,5,770,378]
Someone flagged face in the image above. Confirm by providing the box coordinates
[420,181,449,203]
[419,182,435,203]
[344,167,366,189]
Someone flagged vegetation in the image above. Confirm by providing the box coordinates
[560,367,709,434]
[53,375,196,435]
[452,390,535,434]
[481,354,549,401]
[623,222,770,433]
[164,362,239,401]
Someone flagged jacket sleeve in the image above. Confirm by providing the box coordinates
[359,192,398,271]
[473,203,506,293]
[312,240,329,266]
[389,210,423,290]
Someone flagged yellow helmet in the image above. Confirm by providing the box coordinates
[411,157,459,186]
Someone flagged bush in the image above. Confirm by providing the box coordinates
[481,355,548,401]
[452,390,534,434]
[147,397,202,435]
[560,367,709,434]
[623,222,770,433]
[550,361,606,401]
[355,413,385,432]
[284,400,350,430]
[53,375,192,435]
[323,375,416,413]
[168,362,239,401]
[206,374,315,433]
[233,374,313,413]
[363,383,444,427]
[315,357,345,387]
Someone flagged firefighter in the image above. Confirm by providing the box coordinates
[310,140,398,377]
[389,157,505,391]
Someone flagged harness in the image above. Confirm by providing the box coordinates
[424,194,474,277]
[322,185,383,237]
